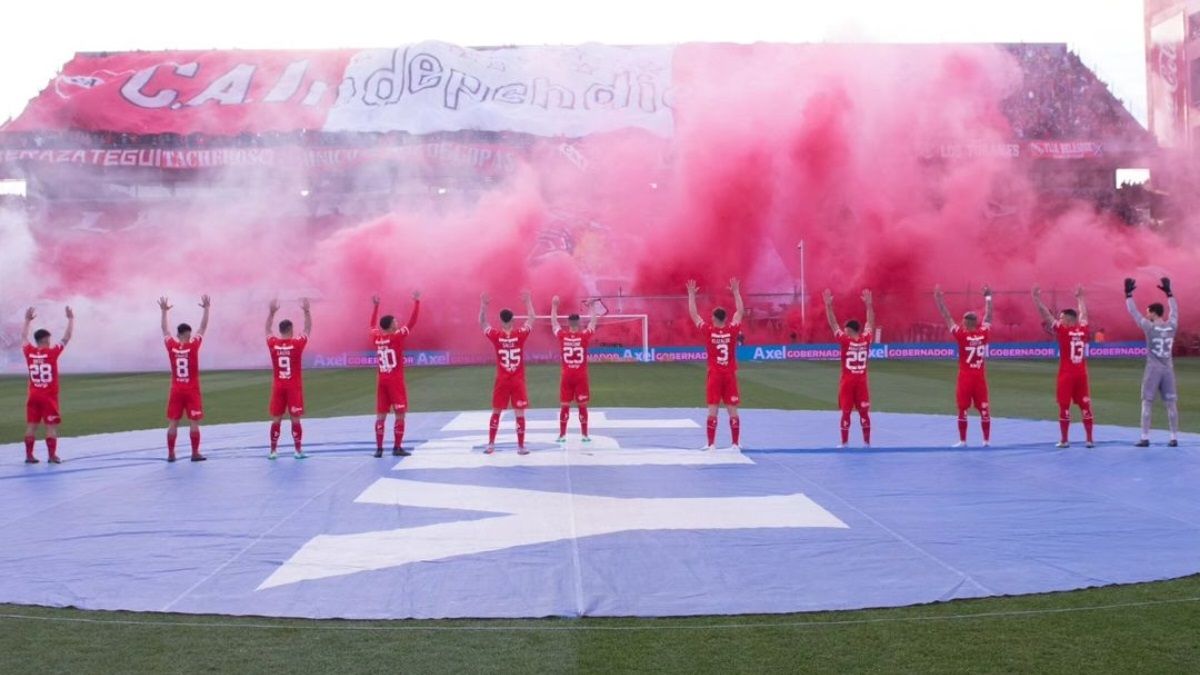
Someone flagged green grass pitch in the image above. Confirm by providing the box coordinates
[1,359,1197,673]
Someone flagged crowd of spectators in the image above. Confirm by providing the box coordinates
[1001,44,1147,142]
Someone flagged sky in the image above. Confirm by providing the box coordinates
[0,0,1148,126]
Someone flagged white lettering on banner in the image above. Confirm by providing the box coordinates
[325,42,675,137]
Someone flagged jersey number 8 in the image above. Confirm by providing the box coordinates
[175,356,190,380]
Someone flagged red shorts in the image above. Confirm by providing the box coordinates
[838,376,871,413]
[376,378,408,414]
[26,393,61,425]
[269,383,306,417]
[1056,371,1091,409]
[956,375,990,412]
[560,370,591,404]
[167,387,205,421]
[493,375,529,410]
[706,369,741,406]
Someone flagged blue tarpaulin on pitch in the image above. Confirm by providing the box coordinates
[0,409,1196,619]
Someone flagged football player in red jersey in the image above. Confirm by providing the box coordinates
[823,288,875,448]
[935,285,993,447]
[266,298,313,460]
[369,292,421,458]
[159,295,211,462]
[687,278,745,451]
[21,305,74,464]
[550,295,598,443]
[1033,285,1095,448]
[481,291,537,455]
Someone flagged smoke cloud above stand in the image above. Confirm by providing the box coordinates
[1,43,1187,372]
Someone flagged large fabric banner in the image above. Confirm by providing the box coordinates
[325,43,673,137]
[4,43,675,138]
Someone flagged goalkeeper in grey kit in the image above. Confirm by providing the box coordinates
[1125,276,1180,447]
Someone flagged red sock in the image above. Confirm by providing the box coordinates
[1081,404,1095,443]
[860,410,871,444]
[559,405,570,437]
[291,420,303,452]
[488,413,500,446]
[706,415,717,446]
[167,430,178,460]
[46,437,58,461]
[579,406,589,437]
[1058,408,1070,443]
[374,420,385,452]
[840,411,852,444]
[189,429,201,456]
[270,421,282,452]
[730,416,741,446]
[957,412,968,442]
[516,416,526,448]
[24,436,35,461]
[981,416,991,443]
[393,418,405,450]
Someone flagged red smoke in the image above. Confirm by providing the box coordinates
[3,43,1193,371]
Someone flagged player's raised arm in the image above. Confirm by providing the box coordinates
[686,279,702,326]
[157,297,172,339]
[266,299,280,337]
[1124,278,1149,328]
[1075,285,1088,325]
[197,295,211,337]
[522,291,535,330]
[822,289,840,336]
[550,295,562,333]
[730,278,745,324]
[863,289,875,335]
[479,293,491,332]
[406,291,421,331]
[982,285,994,325]
[1031,286,1055,325]
[1159,277,1179,327]
[21,307,35,344]
[369,295,380,330]
[62,306,74,346]
[933,285,955,330]
[301,297,313,336]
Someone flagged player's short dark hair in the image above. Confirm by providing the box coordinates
[499,309,514,323]
[33,329,50,342]
[963,311,978,322]
[379,315,395,330]
[568,313,581,322]
[1148,303,1165,317]
[279,319,294,333]
[845,320,861,333]
[177,323,192,334]
[1061,309,1078,319]
[713,307,727,322]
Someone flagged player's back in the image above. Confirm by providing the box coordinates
[24,344,64,395]
[165,337,202,388]
[268,335,308,384]
[556,328,592,371]
[1141,320,1177,368]
[1055,323,1089,372]
[838,332,871,378]
[488,326,531,377]
[371,329,408,378]
[700,321,740,372]
[952,325,989,373]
